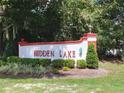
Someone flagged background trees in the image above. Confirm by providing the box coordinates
[0,0,124,60]
[96,0,124,59]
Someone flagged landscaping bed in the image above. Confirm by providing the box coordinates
[0,68,108,79]
[59,68,108,78]
[0,62,124,93]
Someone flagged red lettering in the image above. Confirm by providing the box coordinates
[63,51,67,58]
[34,50,38,56]
[72,51,76,58]
[42,50,45,57]
[51,51,54,57]
[59,50,62,57]
[46,50,50,57]
[34,50,54,57]
[68,51,72,58]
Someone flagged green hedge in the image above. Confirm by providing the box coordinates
[51,59,75,69]
[6,57,75,69]
[77,60,87,69]
[7,56,51,67]
[64,59,75,68]
[51,59,87,69]
[51,59,65,69]
[6,56,91,69]
[63,66,71,71]
[86,44,99,69]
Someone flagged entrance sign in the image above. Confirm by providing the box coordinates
[18,33,96,61]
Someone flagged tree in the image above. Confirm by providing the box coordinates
[95,0,124,59]
[86,44,99,69]
[0,1,6,57]
[54,0,92,41]
[1,0,124,60]
[0,0,50,57]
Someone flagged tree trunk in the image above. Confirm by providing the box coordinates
[0,22,4,57]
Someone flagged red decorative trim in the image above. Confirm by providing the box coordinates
[84,33,96,37]
[18,33,96,46]
[19,37,87,46]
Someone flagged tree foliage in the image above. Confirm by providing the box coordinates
[95,0,124,59]
[0,0,124,60]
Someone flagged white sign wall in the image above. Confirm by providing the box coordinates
[18,33,96,61]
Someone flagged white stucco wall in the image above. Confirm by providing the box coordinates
[19,40,87,60]
[19,33,96,61]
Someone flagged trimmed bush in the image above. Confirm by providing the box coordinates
[64,59,75,68]
[52,69,59,74]
[63,66,71,71]
[6,56,75,69]
[51,59,65,69]
[6,56,51,67]
[20,58,37,66]
[51,59,75,69]
[38,59,51,67]
[86,44,99,69]
[77,60,87,69]
[7,56,37,65]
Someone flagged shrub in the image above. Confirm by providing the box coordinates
[0,60,7,66]
[19,64,33,74]
[38,59,51,67]
[0,63,21,75]
[0,64,10,73]
[52,69,59,74]
[0,63,46,75]
[51,59,65,69]
[6,56,51,67]
[64,59,75,68]
[51,59,75,69]
[32,65,46,74]
[63,66,71,71]
[7,56,21,63]
[77,60,87,69]
[86,44,99,69]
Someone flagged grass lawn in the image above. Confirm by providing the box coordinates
[0,62,124,93]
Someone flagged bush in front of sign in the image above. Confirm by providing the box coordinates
[77,60,87,69]
[37,59,51,67]
[63,66,71,71]
[86,44,99,69]
[51,59,65,69]
[64,59,75,68]
[51,59,75,69]
[21,58,37,66]
[21,58,51,67]
[7,56,37,66]
[6,56,51,67]
[51,68,60,74]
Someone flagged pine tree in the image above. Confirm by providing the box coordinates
[86,43,99,69]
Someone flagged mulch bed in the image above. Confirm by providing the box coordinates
[0,68,108,79]
[59,68,108,78]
